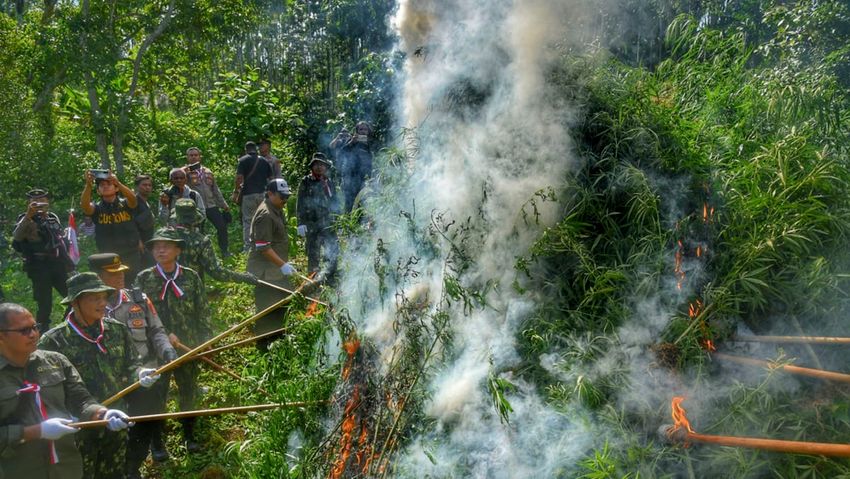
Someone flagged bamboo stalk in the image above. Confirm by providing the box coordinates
[667,426,850,457]
[733,334,850,345]
[69,401,325,429]
[195,327,289,358]
[712,352,850,383]
[102,281,309,406]
[175,341,271,396]
[257,279,328,306]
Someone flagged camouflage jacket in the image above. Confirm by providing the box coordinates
[171,225,256,285]
[133,264,212,347]
[38,316,142,406]
[106,288,176,368]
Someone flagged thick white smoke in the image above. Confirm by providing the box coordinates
[333,0,595,476]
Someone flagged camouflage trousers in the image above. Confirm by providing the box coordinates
[78,428,127,479]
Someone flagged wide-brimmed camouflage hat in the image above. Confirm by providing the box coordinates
[171,198,205,226]
[61,272,116,304]
[309,152,331,168]
[146,227,186,248]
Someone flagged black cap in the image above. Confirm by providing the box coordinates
[245,141,257,152]
[26,188,49,199]
[88,253,130,273]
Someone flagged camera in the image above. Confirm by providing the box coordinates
[187,162,201,171]
[90,169,110,180]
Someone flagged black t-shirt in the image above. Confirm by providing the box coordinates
[93,198,141,253]
[237,153,273,195]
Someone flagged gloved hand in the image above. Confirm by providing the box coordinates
[138,368,161,388]
[40,418,79,440]
[297,225,307,237]
[280,262,296,276]
[104,409,132,431]
[163,348,179,363]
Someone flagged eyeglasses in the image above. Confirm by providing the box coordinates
[0,325,40,336]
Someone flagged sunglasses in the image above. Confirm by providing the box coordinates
[0,325,40,336]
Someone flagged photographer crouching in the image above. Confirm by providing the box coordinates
[11,189,74,333]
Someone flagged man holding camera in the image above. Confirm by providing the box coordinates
[185,147,232,257]
[80,169,143,284]
[12,189,74,333]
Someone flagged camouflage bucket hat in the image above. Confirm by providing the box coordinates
[171,198,205,226]
[146,227,186,248]
[61,272,116,304]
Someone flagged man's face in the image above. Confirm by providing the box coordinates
[0,311,40,359]
[356,124,369,135]
[74,292,108,323]
[259,143,271,155]
[137,179,153,197]
[186,150,201,164]
[311,163,327,177]
[170,172,187,189]
[97,180,118,198]
[99,270,125,290]
[152,241,181,265]
[29,196,50,215]
[268,192,288,209]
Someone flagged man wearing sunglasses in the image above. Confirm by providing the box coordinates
[0,302,130,479]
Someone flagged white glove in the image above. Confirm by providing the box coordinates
[138,368,161,388]
[297,225,307,237]
[104,409,132,431]
[280,262,296,276]
[40,417,79,440]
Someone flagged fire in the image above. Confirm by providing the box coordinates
[688,300,702,319]
[702,339,716,351]
[670,396,694,434]
[674,240,685,290]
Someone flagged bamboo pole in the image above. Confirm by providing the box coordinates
[733,334,850,345]
[666,426,850,457]
[69,401,325,429]
[102,281,309,406]
[175,341,271,397]
[257,279,328,306]
[712,352,850,384]
[195,327,289,358]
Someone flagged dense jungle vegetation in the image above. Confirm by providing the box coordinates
[1,0,849,477]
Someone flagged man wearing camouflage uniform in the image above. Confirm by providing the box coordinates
[88,253,178,476]
[39,272,158,479]
[169,198,258,287]
[134,228,211,453]
[0,302,131,479]
[12,188,74,332]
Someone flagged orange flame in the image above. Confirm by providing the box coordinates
[674,240,685,290]
[702,339,716,351]
[671,396,694,434]
[688,300,702,319]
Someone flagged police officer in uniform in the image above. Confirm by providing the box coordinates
[12,189,74,332]
[88,253,178,476]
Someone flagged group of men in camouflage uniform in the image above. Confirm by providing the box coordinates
[1,130,370,477]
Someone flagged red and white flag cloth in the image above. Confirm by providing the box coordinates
[66,211,80,265]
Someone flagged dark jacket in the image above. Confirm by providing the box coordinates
[296,174,340,230]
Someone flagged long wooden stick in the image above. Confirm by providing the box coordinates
[196,327,289,358]
[733,334,850,345]
[666,426,850,457]
[257,280,328,306]
[69,401,325,429]
[713,352,850,383]
[102,281,309,406]
[175,341,271,396]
